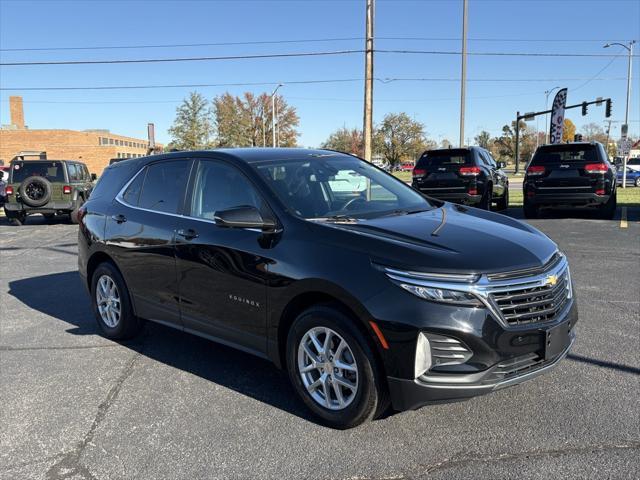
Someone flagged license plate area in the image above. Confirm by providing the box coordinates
[543,321,571,361]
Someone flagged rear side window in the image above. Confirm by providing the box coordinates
[416,150,473,168]
[138,160,190,214]
[10,161,65,183]
[532,145,598,164]
[121,170,145,206]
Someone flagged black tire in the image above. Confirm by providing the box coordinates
[635,177,640,188]
[286,305,388,429]
[478,186,492,210]
[7,211,26,226]
[523,200,539,219]
[91,262,143,340]
[598,191,617,220]
[18,176,52,208]
[495,188,509,211]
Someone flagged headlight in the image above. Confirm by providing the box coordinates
[398,283,482,307]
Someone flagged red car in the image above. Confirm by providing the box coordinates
[399,163,414,172]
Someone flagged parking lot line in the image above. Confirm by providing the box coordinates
[620,207,628,229]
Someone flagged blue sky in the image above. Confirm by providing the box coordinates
[1,0,639,147]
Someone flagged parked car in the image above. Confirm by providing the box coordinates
[78,148,577,429]
[617,167,640,187]
[399,162,414,172]
[627,157,640,172]
[411,147,509,210]
[523,142,617,219]
[0,166,8,207]
[3,159,96,225]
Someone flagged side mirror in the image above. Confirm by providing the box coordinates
[498,161,507,169]
[91,173,97,181]
[214,206,276,231]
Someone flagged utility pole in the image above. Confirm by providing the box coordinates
[459,0,468,147]
[271,84,283,148]
[514,111,520,173]
[363,0,374,162]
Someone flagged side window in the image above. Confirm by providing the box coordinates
[67,164,79,181]
[138,160,190,214]
[121,169,145,206]
[189,160,262,220]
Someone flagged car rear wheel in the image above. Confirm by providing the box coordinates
[7,211,26,226]
[495,188,509,211]
[523,201,539,219]
[478,187,492,210]
[635,177,640,187]
[598,191,617,220]
[91,262,143,339]
[286,305,388,429]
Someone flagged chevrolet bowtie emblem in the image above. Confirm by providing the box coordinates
[546,275,558,286]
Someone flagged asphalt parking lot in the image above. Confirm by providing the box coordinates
[1,208,638,480]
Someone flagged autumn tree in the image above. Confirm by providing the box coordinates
[494,120,536,165]
[321,127,364,156]
[581,122,608,144]
[374,113,432,167]
[474,130,491,149]
[168,92,213,150]
[212,92,299,147]
[440,138,453,149]
[562,118,576,142]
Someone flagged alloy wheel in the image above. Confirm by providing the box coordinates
[297,326,359,410]
[96,274,121,328]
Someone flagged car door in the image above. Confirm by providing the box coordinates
[483,150,507,198]
[105,158,192,328]
[174,158,275,356]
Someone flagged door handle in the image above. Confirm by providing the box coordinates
[176,228,198,240]
[111,214,127,224]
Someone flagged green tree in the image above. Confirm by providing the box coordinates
[474,130,491,149]
[321,127,364,156]
[562,118,576,142]
[212,92,299,147]
[168,92,213,150]
[374,113,430,167]
[494,120,535,165]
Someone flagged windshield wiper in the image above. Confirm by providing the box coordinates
[308,214,359,223]
[379,208,431,217]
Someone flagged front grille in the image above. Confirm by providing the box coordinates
[489,267,571,326]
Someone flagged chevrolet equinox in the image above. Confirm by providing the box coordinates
[78,149,577,429]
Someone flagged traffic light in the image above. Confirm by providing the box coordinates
[605,99,612,118]
[581,102,588,116]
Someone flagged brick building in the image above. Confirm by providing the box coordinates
[0,96,162,174]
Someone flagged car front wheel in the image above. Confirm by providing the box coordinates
[286,305,388,429]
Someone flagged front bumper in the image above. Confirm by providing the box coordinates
[387,330,575,411]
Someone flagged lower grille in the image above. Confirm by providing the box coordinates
[490,267,571,326]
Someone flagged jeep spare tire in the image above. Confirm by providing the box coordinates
[19,176,52,207]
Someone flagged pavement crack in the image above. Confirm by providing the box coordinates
[44,349,143,480]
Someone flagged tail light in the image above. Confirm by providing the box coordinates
[459,166,481,176]
[412,168,427,177]
[527,165,546,176]
[5,186,13,195]
[584,163,608,174]
[595,189,606,195]
[77,205,88,224]
[468,188,478,195]
[63,185,72,194]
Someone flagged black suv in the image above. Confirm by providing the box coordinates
[523,142,617,219]
[412,147,509,210]
[4,159,96,225]
[78,149,576,429]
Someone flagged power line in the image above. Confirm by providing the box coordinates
[0,76,626,92]
[377,49,639,58]
[0,49,362,66]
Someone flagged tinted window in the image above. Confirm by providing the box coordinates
[10,161,66,183]
[121,170,145,206]
[416,149,473,168]
[138,161,190,214]
[189,160,262,220]
[532,145,598,164]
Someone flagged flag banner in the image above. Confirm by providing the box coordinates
[549,88,568,144]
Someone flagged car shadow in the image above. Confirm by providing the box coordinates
[503,206,635,221]
[7,271,316,424]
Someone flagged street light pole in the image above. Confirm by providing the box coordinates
[363,0,374,162]
[604,40,635,188]
[459,0,468,147]
[271,84,283,148]
[544,86,560,144]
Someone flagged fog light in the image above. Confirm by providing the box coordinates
[414,332,432,378]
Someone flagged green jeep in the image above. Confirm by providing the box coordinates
[4,159,96,226]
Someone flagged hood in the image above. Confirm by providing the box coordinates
[313,203,558,275]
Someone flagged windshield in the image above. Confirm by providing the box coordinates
[531,145,598,164]
[254,156,433,219]
[10,161,66,183]
[416,149,472,168]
